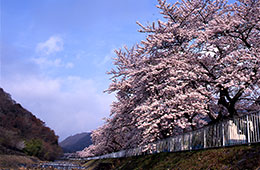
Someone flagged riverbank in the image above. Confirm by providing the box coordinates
[0,155,39,169]
[1,143,259,169]
[82,143,260,170]
[0,155,87,169]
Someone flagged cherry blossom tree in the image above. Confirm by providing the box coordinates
[78,115,141,156]
[80,0,260,156]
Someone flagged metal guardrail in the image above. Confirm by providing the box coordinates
[86,111,260,160]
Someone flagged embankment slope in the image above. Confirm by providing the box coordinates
[83,143,260,170]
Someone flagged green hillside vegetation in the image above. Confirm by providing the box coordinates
[0,88,62,161]
[82,143,260,170]
[59,132,92,153]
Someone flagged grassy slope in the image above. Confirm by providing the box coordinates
[83,143,260,170]
[0,155,40,169]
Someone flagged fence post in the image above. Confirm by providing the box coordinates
[189,132,192,150]
[181,135,184,151]
[222,122,225,147]
[246,114,251,144]
[257,112,260,142]
[203,128,206,148]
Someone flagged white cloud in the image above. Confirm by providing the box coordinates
[100,54,111,65]
[65,62,74,68]
[75,50,88,60]
[96,49,115,67]
[32,57,61,67]
[34,35,74,69]
[32,57,74,69]
[36,35,64,55]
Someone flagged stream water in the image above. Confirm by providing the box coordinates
[39,162,87,169]
[19,161,87,169]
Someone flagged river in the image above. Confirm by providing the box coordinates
[19,161,87,169]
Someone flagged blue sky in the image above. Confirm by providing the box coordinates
[0,0,161,140]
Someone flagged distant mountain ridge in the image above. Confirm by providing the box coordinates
[59,132,92,153]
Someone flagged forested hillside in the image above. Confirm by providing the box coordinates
[0,88,62,161]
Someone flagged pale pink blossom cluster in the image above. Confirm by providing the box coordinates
[79,0,260,157]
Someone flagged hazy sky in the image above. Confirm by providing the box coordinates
[0,0,161,140]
